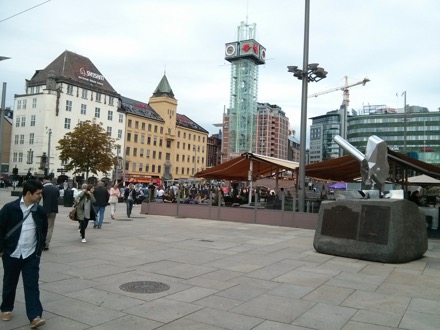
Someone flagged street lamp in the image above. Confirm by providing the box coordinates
[287,0,327,212]
[193,145,197,176]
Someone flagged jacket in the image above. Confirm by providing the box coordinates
[124,188,137,201]
[75,191,97,221]
[42,182,60,214]
[0,198,48,257]
[93,185,110,207]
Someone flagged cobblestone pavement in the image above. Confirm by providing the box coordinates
[0,188,439,330]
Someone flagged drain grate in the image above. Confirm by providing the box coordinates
[119,281,170,294]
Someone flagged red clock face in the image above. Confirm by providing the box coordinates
[253,44,258,54]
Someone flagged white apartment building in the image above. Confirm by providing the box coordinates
[10,50,125,181]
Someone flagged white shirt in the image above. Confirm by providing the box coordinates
[11,198,37,259]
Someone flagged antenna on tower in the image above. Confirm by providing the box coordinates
[246,0,249,24]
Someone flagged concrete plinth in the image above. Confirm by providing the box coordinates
[313,199,428,263]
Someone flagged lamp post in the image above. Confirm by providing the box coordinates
[193,145,197,177]
[287,0,327,212]
[402,91,407,154]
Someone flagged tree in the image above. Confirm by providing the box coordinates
[57,120,117,179]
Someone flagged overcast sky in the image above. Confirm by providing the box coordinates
[1,0,439,137]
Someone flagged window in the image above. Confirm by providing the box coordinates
[183,142,186,149]
[184,132,186,139]
[133,148,137,157]
[32,98,37,108]
[66,100,72,112]
[154,125,158,133]
[178,131,180,138]
[29,133,34,144]
[81,104,87,115]
[126,147,130,155]
[36,86,40,93]
[152,151,156,159]
[82,89,88,99]
[107,126,112,136]
[20,135,24,144]
[128,119,132,127]
[118,129,122,139]
[145,164,149,172]
[158,165,161,173]
[95,107,100,118]
[135,121,139,129]
[127,133,131,141]
[147,136,151,145]
[146,150,150,158]
[152,164,155,173]
[153,137,157,146]
[141,123,145,130]
[160,127,163,134]
[198,136,201,142]
[141,135,145,144]
[96,93,102,102]
[15,117,20,127]
[14,135,19,144]
[176,154,179,161]
[189,133,191,140]
[158,151,162,159]
[166,153,170,161]
[140,149,144,157]
[134,134,138,143]
[132,162,136,171]
[30,115,36,126]
[118,114,123,123]
[159,139,163,147]
[18,152,23,163]
[22,100,27,109]
[67,84,73,95]
[64,118,71,129]
[148,124,151,132]
[138,163,143,171]
[108,110,113,120]
[21,117,25,127]
[109,96,114,106]
[166,140,171,148]
[177,141,180,148]
[13,152,17,162]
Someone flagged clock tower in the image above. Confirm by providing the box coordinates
[223,21,266,160]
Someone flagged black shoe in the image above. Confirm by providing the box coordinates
[127,214,130,218]
[98,225,102,229]
[43,246,49,251]
[93,225,98,229]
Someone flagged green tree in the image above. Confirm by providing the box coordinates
[57,120,117,179]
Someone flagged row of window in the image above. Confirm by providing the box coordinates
[15,115,36,127]
[125,162,199,176]
[66,84,115,106]
[65,100,124,122]
[16,98,37,110]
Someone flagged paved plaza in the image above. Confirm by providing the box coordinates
[0,188,439,330]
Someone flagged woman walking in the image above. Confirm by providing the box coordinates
[76,184,96,243]
[109,183,120,219]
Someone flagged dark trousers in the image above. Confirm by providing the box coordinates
[79,218,90,239]
[126,199,133,217]
[1,252,43,321]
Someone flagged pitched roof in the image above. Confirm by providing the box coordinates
[120,96,164,122]
[28,50,118,95]
[152,74,175,98]
[176,113,208,134]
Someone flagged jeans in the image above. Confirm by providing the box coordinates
[94,206,106,226]
[79,218,90,239]
[126,199,133,217]
[1,252,43,321]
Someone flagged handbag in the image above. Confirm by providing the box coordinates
[68,207,78,221]
[108,195,118,204]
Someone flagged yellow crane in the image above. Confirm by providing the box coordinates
[308,76,370,107]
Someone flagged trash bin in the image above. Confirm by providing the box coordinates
[64,189,74,207]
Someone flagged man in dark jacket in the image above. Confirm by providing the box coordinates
[0,179,48,328]
[93,181,110,229]
[42,176,60,250]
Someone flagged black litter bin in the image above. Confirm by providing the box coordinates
[64,189,74,207]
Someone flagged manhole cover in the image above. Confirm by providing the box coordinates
[119,281,170,294]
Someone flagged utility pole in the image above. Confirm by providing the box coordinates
[0,82,6,170]
[47,129,52,175]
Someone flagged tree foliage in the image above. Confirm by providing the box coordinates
[56,120,117,178]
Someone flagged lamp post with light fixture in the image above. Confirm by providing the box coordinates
[287,0,327,212]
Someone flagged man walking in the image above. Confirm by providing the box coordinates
[93,181,109,229]
[42,176,59,250]
[0,179,48,328]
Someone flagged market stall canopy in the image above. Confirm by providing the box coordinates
[406,174,440,185]
[195,152,299,181]
[305,148,440,182]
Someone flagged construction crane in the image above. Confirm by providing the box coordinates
[308,76,370,107]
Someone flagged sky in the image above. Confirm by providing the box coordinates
[1,0,439,138]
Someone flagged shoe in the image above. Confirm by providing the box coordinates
[43,247,49,251]
[81,238,87,243]
[30,316,45,328]
[111,215,114,219]
[127,214,130,218]
[1,311,12,321]
[93,225,98,229]
[98,225,102,229]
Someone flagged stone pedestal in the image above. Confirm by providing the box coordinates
[313,199,428,263]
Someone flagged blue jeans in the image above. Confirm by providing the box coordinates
[1,252,43,321]
[94,206,106,226]
[126,199,133,217]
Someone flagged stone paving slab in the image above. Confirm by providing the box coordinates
[0,188,440,329]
